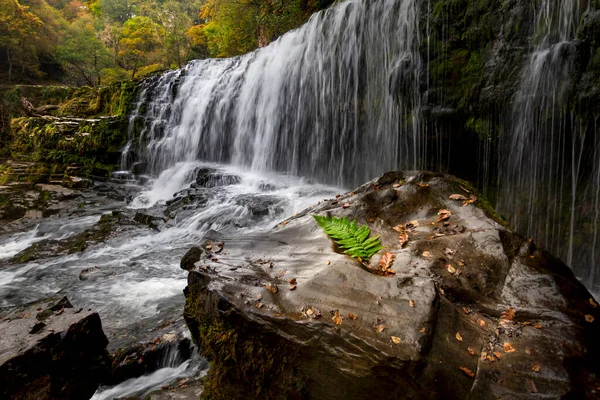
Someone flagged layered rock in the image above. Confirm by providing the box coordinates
[182,171,600,399]
[0,296,110,399]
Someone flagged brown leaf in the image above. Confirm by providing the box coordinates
[459,185,471,193]
[393,183,401,188]
[590,298,598,308]
[399,232,409,247]
[279,220,289,226]
[467,347,475,356]
[480,351,488,361]
[409,299,415,307]
[525,379,538,393]
[303,306,322,319]
[289,278,297,284]
[449,194,468,201]
[532,362,541,372]
[379,252,395,271]
[487,354,497,362]
[457,259,465,266]
[391,336,401,344]
[447,264,456,274]
[461,307,470,314]
[332,310,343,325]
[503,342,516,353]
[459,366,475,378]
[255,302,264,309]
[462,195,477,206]
[289,284,297,291]
[393,225,404,233]
[585,314,595,323]
[419,327,426,333]
[493,351,503,360]
[501,307,516,321]
[265,284,279,294]
[534,322,542,329]
[477,319,486,327]
[416,182,430,188]
[456,332,463,341]
[437,209,452,222]
[348,312,358,320]
[326,260,331,265]
[342,202,351,209]
[375,324,386,333]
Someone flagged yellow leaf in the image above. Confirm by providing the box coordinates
[590,298,598,308]
[375,324,386,333]
[447,264,456,274]
[456,332,463,341]
[391,336,401,344]
[422,251,432,257]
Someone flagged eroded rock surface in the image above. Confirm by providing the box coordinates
[183,171,600,399]
[0,296,110,399]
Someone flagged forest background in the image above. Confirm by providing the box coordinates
[0,0,334,86]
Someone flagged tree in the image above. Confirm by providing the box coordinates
[0,0,43,82]
[117,16,163,78]
[55,13,112,85]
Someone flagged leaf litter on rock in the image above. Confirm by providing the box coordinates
[332,310,343,325]
[456,332,463,341]
[348,312,358,320]
[459,366,475,378]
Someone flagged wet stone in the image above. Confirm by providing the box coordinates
[183,171,600,400]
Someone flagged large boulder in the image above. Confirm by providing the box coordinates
[182,171,600,399]
[0,296,110,399]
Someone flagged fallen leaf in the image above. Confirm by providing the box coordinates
[342,202,351,209]
[534,322,542,329]
[467,347,475,355]
[422,251,432,257]
[348,312,358,320]
[391,336,401,344]
[449,194,468,201]
[457,260,465,266]
[437,209,452,222]
[336,194,341,198]
[477,319,485,327]
[501,307,516,321]
[532,362,540,372]
[302,306,322,319]
[526,379,538,393]
[369,218,375,223]
[590,298,598,308]
[255,302,264,309]
[332,310,343,325]
[459,366,475,378]
[393,225,405,233]
[409,299,415,307]
[289,284,297,291]
[480,351,488,361]
[487,354,497,362]
[461,307,470,314]
[399,233,409,247]
[265,284,279,294]
[456,332,463,341]
[447,264,456,274]
[503,342,516,353]
[525,348,532,355]
[18,312,30,319]
[419,327,426,333]
[350,192,355,196]
[279,220,289,226]
[417,182,430,188]
[326,260,331,265]
[585,314,595,323]
[393,183,401,188]
[462,195,477,206]
[276,269,287,278]
[289,278,297,284]
[493,351,503,360]
[379,252,395,271]
[375,324,386,333]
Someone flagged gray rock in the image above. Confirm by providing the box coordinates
[0,297,110,400]
[183,171,600,399]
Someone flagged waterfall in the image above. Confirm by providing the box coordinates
[126,0,424,188]
[497,0,600,289]
[124,0,600,291]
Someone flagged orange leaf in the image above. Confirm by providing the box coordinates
[375,324,386,333]
[459,366,475,378]
[534,322,542,329]
[531,362,540,372]
[467,347,475,355]
[493,351,503,360]
[289,278,297,284]
[437,209,452,222]
[265,284,278,294]
[589,298,598,308]
[409,299,415,307]
[391,336,401,344]
[399,233,409,247]
[503,342,516,353]
[477,319,485,327]
[456,332,463,341]
[348,312,358,320]
[501,307,516,321]
[585,314,595,323]
[332,310,342,325]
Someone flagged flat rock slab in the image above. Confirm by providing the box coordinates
[0,296,110,399]
[183,171,600,399]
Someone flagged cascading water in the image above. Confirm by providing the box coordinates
[497,0,600,289]
[125,0,425,188]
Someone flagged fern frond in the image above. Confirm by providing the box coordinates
[313,215,382,261]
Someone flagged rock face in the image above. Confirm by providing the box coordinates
[0,296,110,399]
[183,171,600,399]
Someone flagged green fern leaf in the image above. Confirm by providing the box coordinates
[313,215,382,261]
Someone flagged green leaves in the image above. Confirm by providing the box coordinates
[313,215,382,261]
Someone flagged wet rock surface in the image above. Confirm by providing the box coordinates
[183,171,600,400]
[0,296,110,400]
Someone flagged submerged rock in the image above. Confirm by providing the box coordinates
[182,171,600,399]
[0,296,110,400]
